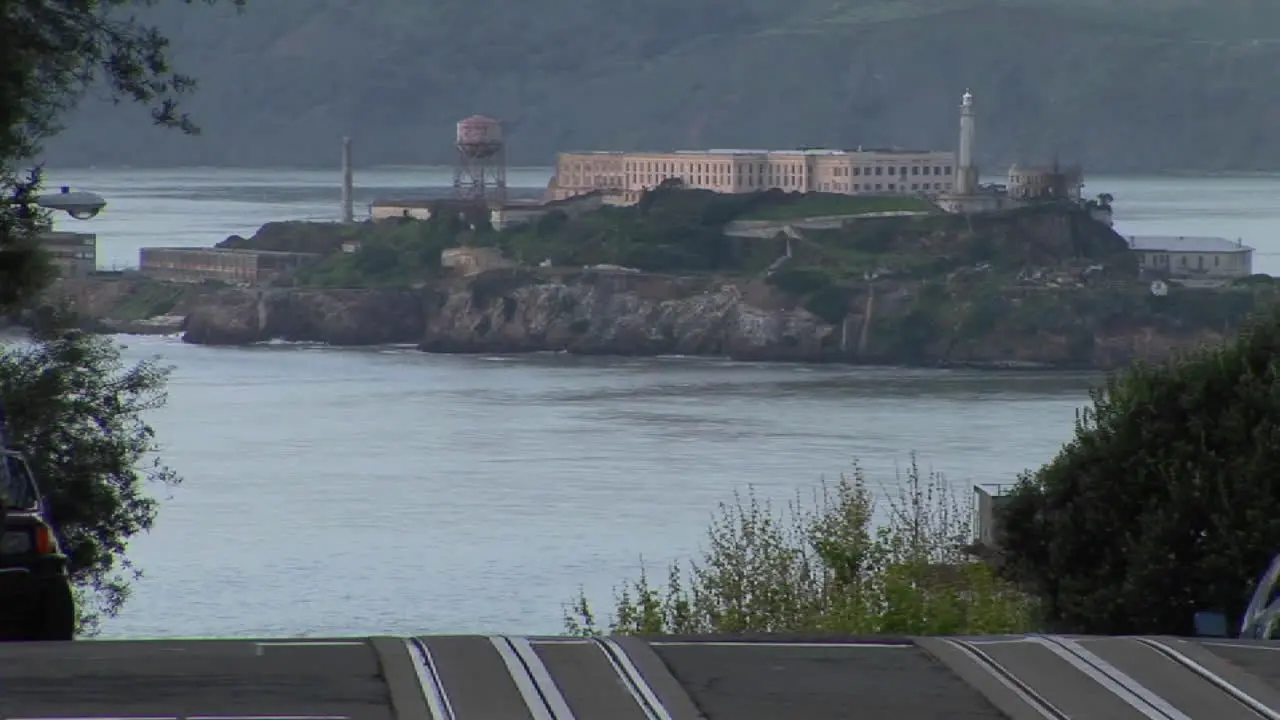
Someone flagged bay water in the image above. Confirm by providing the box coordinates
[27,167,1280,637]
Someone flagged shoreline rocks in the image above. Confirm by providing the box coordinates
[39,271,1246,371]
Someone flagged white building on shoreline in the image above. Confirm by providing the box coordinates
[1128,235,1255,283]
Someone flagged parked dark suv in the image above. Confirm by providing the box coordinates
[0,449,76,641]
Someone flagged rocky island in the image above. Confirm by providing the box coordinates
[37,187,1278,370]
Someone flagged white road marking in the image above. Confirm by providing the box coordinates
[1199,640,1280,651]
[648,641,913,648]
[490,635,577,720]
[956,637,1034,645]
[940,639,1064,720]
[1029,636,1192,720]
[406,637,457,720]
[254,641,365,647]
[10,716,348,720]
[592,638,673,720]
[253,640,365,656]
[1133,637,1280,720]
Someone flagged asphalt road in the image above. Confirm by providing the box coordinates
[0,637,393,719]
[0,635,1276,719]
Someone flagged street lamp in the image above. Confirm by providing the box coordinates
[34,186,106,220]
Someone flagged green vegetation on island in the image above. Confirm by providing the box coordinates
[569,307,1280,638]
[289,187,939,287]
[734,192,936,221]
[289,185,1111,289]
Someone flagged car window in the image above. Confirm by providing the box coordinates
[1,454,38,509]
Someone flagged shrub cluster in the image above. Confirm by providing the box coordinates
[565,459,1039,636]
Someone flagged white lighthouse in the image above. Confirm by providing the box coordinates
[956,89,978,196]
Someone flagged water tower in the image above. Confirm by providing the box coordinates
[453,115,507,205]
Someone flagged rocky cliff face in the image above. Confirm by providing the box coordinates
[418,270,835,361]
[48,271,1257,371]
[181,287,425,345]
[415,270,1245,369]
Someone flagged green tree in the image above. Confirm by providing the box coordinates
[2,0,239,631]
[0,327,175,633]
[565,459,1039,636]
[998,307,1280,636]
[3,0,242,309]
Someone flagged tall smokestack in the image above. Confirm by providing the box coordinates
[957,90,978,196]
[341,136,354,223]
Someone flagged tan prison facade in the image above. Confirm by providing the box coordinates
[547,148,957,204]
[139,247,318,285]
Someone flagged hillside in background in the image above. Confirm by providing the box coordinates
[38,0,1280,173]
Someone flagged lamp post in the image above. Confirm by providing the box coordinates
[33,186,107,220]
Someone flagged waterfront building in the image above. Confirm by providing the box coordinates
[1127,236,1255,283]
[139,247,318,285]
[38,231,97,278]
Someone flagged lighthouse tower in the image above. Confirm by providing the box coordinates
[956,89,978,196]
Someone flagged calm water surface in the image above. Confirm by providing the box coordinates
[23,167,1280,637]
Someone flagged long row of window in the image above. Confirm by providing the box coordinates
[567,160,954,174]
[822,182,953,192]
[833,165,953,177]
[1140,253,1229,269]
[564,165,954,188]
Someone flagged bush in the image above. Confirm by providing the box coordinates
[804,285,854,324]
[877,307,940,363]
[0,328,177,635]
[565,459,1039,636]
[299,218,455,288]
[999,306,1280,635]
[767,266,832,296]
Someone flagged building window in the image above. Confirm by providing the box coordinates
[888,183,896,191]
[911,167,919,175]
[911,184,918,190]
[875,167,883,176]
[1215,256,1220,267]
[875,183,882,190]
[945,166,952,174]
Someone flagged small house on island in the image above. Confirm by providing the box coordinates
[1127,235,1254,284]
